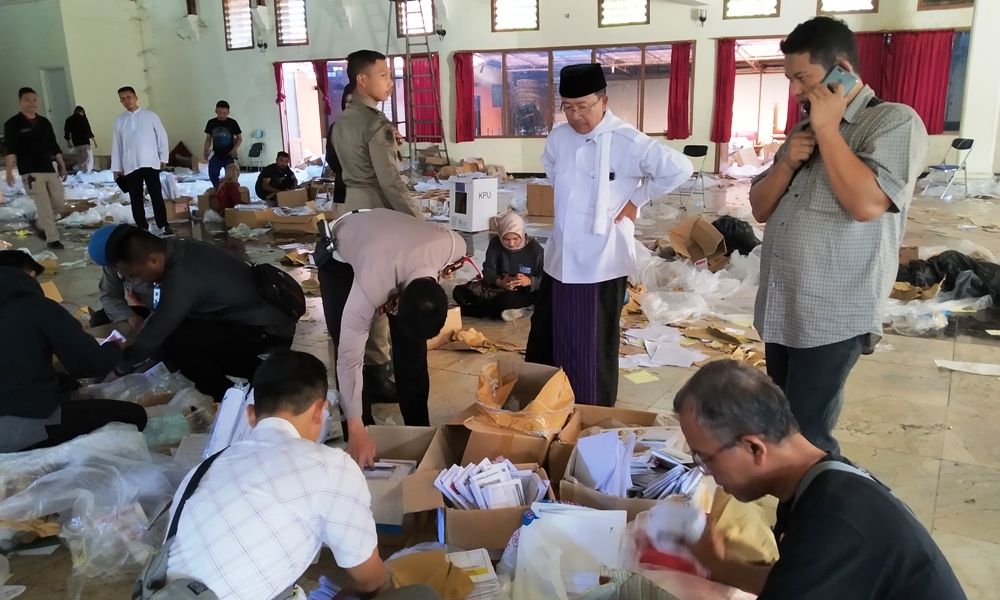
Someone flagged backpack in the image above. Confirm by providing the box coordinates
[251,263,306,320]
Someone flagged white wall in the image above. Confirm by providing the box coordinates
[59,0,150,151]
[0,0,71,130]
[28,0,976,173]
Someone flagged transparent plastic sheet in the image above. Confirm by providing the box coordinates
[621,505,708,580]
[60,202,138,227]
[1,554,27,599]
[228,223,272,239]
[0,207,26,222]
[883,295,993,336]
[0,424,189,597]
[143,388,216,450]
[71,171,115,185]
[159,172,180,200]
[9,197,37,220]
[203,209,225,224]
[78,372,196,407]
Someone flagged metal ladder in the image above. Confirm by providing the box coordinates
[385,0,450,173]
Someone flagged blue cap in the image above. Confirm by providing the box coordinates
[87,224,119,267]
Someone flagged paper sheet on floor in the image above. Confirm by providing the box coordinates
[934,359,1000,376]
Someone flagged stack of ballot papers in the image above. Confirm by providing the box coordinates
[434,459,550,510]
[445,549,501,600]
[577,430,703,499]
[363,460,416,481]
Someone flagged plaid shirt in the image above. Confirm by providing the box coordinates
[753,86,928,348]
[166,418,377,600]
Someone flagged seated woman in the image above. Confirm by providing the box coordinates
[215,163,246,212]
[453,213,544,322]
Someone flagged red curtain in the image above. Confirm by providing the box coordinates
[406,53,443,143]
[454,52,476,143]
[855,32,887,98]
[784,90,802,135]
[667,42,692,140]
[711,38,736,144]
[273,62,285,104]
[313,60,331,115]
[882,30,954,135]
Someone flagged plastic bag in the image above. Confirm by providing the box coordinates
[203,209,225,224]
[883,295,992,336]
[0,554,26,599]
[621,504,708,579]
[0,424,188,595]
[228,223,271,238]
[712,216,759,257]
[78,372,196,407]
[144,387,215,449]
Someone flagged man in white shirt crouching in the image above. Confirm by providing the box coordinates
[164,349,441,600]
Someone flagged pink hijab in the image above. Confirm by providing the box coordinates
[497,213,527,250]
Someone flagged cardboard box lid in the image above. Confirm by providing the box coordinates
[668,215,727,264]
[270,213,319,225]
[40,281,62,303]
[427,306,462,350]
[277,188,309,207]
[368,426,456,524]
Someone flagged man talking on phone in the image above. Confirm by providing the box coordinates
[749,17,928,453]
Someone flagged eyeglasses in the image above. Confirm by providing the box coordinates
[560,98,602,115]
[691,438,741,473]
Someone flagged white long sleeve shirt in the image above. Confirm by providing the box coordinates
[541,110,693,284]
[111,107,168,175]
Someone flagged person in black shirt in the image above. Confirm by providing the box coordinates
[203,100,243,188]
[452,212,544,321]
[674,360,967,600]
[4,87,68,250]
[64,106,96,174]
[255,151,298,202]
[326,83,355,204]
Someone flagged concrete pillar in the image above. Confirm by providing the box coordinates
[960,0,1000,178]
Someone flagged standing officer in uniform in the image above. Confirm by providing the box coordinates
[325,49,423,404]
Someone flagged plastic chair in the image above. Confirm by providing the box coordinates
[922,138,974,199]
[247,131,265,172]
[676,145,709,209]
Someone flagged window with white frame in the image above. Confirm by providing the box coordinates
[397,0,435,37]
[223,0,254,50]
[819,0,876,13]
[276,0,309,46]
[724,0,780,18]
[492,0,539,31]
[599,0,650,27]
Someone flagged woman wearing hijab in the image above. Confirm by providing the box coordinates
[215,163,245,211]
[453,213,544,322]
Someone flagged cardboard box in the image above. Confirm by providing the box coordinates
[40,281,62,303]
[474,360,574,441]
[270,212,319,234]
[59,200,96,216]
[526,184,554,217]
[276,188,308,208]
[367,426,454,527]
[198,187,250,216]
[445,405,551,466]
[225,208,272,229]
[547,405,668,493]
[423,155,449,167]
[450,176,498,233]
[165,197,191,222]
[427,306,462,350]
[668,215,728,272]
[899,245,918,265]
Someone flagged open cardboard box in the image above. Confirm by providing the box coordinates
[668,215,729,272]
[547,405,670,494]
[225,207,272,229]
[368,425,454,528]
[165,196,192,222]
[276,188,309,208]
[271,212,319,234]
[560,443,713,522]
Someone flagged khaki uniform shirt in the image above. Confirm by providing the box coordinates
[331,96,421,218]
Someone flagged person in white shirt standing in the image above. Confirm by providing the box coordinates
[112,86,172,236]
[163,349,442,600]
[525,64,693,407]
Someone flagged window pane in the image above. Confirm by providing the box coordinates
[944,31,970,131]
[398,0,434,36]
[642,45,671,134]
[276,0,308,46]
[724,0,779,17]
[506,51,551,136]
[553,49,595,127]
[325,61,349,135]
[597,46,641,128]
[820,0,875,12]
[224,0,253,50]
[599,0,649,26]
[494,0,538,31]
[473,53,503,136]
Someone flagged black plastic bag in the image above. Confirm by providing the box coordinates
[897,250,1000,301]
[712,216,760,257]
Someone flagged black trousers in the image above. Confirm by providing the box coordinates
[23,399,148,451]
[765,335,864,454]
[525,274,626,407]
[89,305,150,328]
[162,320,293,402]
[125,167,168,230]
[318,259,430,428]
[452,285,533,320]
